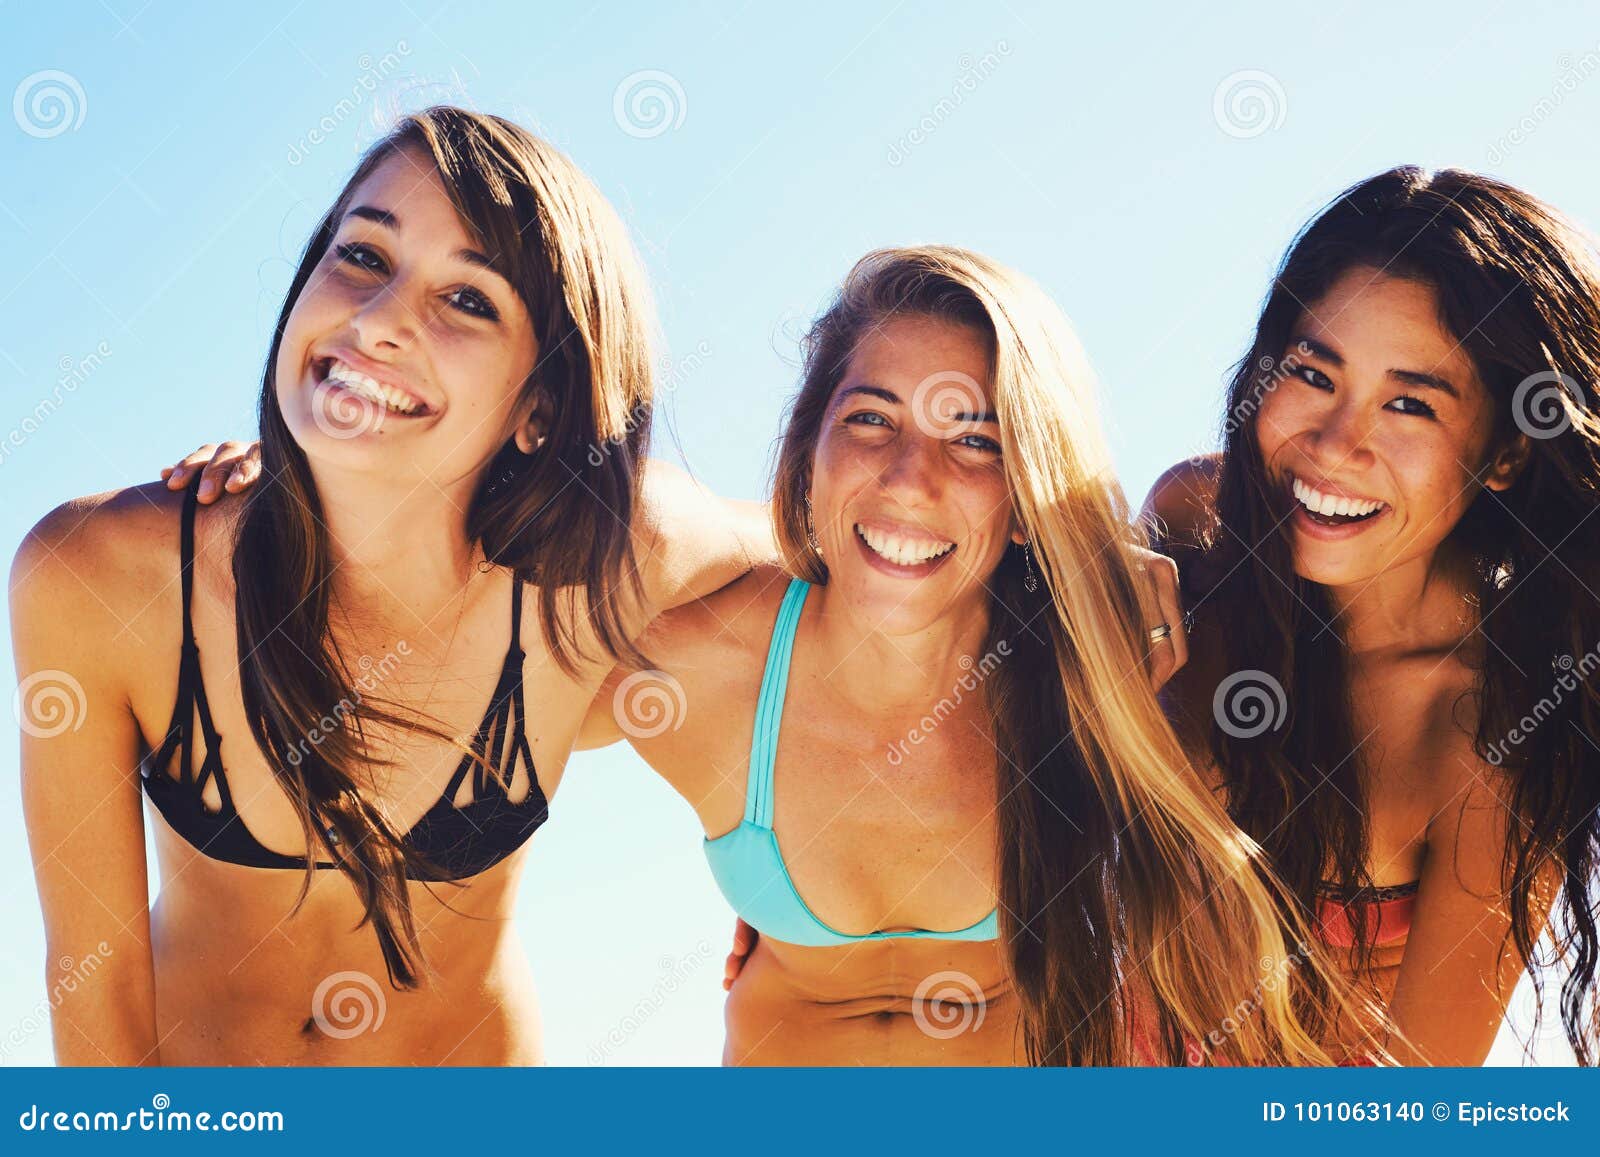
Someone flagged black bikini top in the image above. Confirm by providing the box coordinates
[139,477,549,880]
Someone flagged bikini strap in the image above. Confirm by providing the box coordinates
[743,577,809,829]
[178,476,201,650]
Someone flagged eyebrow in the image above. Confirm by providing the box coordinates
[342,204,501,274]
[834,383,997,423]
[1291,333,1460,399]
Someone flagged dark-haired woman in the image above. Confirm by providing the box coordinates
[1146,166,1599,1065]
[12,107,766,1065]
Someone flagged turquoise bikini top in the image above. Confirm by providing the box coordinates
[702,577,1000,948]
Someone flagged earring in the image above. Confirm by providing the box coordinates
[1022,540,1039,593]
[804,494,823,558]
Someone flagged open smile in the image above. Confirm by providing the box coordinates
[312,355,435,418]
[853,520,957,576]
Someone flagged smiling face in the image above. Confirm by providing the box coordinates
[274,146,541,486]
[1253,265,1525,589]
[809,313,1023,630]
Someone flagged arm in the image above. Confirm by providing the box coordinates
[1381,762,1540,1065]
[11,500,161,1065]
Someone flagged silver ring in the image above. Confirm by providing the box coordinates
[1148,622,1173,643]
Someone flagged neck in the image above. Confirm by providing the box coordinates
[807,582,996,718]
[1324,549,1468,656]
[306,462,483,619]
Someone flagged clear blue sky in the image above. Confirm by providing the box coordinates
[2,0,1592,1064]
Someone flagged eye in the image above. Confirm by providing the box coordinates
[844,410,891,429]
[334,243,387,274]
[1295,365,1334,391]
[1386,394,1437,419]
[446,286,500,321]
[955,432,1001,453]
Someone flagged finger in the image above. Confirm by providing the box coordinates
[165,443,221,489]
[733,918,755,955]
[223,449,263,492]
[1153,558,1189,686]
[198,440,250,503]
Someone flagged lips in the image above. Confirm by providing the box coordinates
[1289,473,1388,527]
[312,355,434,417]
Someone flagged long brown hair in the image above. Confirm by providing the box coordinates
[1198,166,1600,1061]
[773,246,1366,1064]
[235,107,656,985]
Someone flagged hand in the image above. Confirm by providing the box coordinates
[1128,545,1189,692]
[722,918,758,991]
[160,441,262,504]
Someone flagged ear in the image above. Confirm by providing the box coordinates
[512,387,552,456]
[1482,433,1532,492]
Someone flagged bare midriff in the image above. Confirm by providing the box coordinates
[723,935,1018,1065]
[147,823,541,1066]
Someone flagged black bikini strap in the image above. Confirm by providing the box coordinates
[179,476,201,650]
[509,573,525,656]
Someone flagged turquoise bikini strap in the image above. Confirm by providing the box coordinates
[744,578,810,828]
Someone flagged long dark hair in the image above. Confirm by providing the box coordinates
[772,247,1359,1065]
[1197,166,1600,1061]
[235,107,656,985]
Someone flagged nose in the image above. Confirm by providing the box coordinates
[349,277,419,352]
[877,431,943,506]
[1305,397,1376,472]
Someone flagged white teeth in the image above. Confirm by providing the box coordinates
[1291,476,1383,519]
[855,523,956,566]
[323,359,424,415]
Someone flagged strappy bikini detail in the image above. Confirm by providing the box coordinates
[703,577,1000,947]
[139,477,549,879]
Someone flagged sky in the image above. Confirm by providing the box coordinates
[2,0,1596,1065]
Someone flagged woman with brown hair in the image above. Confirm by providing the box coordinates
[1146,167,1600,1064]
[11,106,766,1065]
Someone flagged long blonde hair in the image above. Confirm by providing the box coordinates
[773,246,1378,1064]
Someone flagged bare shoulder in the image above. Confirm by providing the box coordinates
[638,562,796,672]
[1141,454,1222,550]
